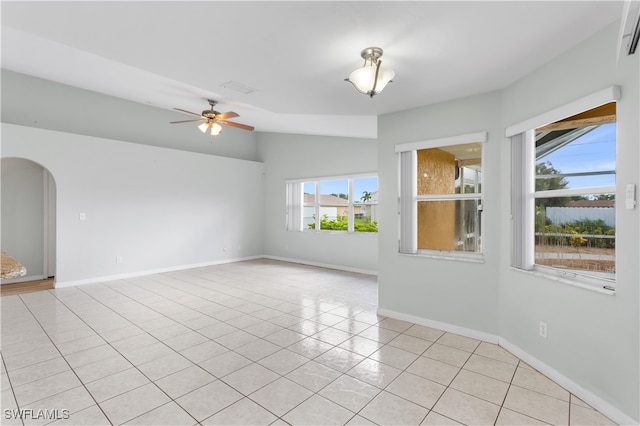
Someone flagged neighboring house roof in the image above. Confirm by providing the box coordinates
[566,200,614,208]
[304,194,348,204]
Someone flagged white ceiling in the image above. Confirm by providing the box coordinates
[1,1,623,139]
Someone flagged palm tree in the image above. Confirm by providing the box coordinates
[361,191,372,203]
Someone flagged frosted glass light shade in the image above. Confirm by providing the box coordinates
[210,122,223,136]
[198,122,209,133]
[347,65,395,96]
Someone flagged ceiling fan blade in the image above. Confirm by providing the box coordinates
[170,119,205,124]
[219,120,255,131]
[216,111,239,120]
[173,108,203,117]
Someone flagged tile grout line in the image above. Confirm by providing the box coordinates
[46,284,202,425]
[424,335,479,424]
[7,285,468,425]
[71,272,352,424]
[0,353,25,426]
[491,356,523,425]
[12,291,114,426]
[69,282,230,425]
[3,261,610,425]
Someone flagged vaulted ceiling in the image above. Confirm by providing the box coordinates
[1,1,623,139]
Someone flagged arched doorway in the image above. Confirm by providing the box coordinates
[1,157,56,287]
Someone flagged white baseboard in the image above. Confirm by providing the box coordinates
[262,255,378,276]
[376,308,499,344]
[499,338,637,426]
[378,308,637,426]
[54,256,262,288]
[50,255,377,288]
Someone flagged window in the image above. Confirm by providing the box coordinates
[397,132,486,258]
[509,87,619,288]
[286,174,378,233]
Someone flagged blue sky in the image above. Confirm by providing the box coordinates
[304,177,378,199]
[537,123,616,189]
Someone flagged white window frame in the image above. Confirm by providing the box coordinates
[285,173,378,233]
[396,131,487,260]
[507,86,620,290]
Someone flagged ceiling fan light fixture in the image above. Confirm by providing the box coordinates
[198,122,209,133]
[210,122,223,136]
[345,47,395,98]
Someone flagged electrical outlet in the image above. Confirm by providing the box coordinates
[539,321,548,338]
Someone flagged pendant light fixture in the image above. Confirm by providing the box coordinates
[345,47,395,98]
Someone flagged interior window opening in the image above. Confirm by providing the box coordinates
[416,142,483,254]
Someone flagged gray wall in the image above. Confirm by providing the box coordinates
[498,22,639,421]
[1,158,45,279]
[377,91,503,334]
[258,132,378,273]
[1,70,260,162]
[377,21,638,422]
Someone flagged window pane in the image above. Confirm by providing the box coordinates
[319,180,348,203]
[456,166,482,194]
[303,182,316,200]
[354,203,377,232]
[303,181,316,229]
[319,180,348,230]
[354,177,378,233]
[417,148,456,196]
[354,177,378,203]
[417,199,482,252]
[417,143,482,195]
[534,194,615,278]
[536,123,616,190]
[303,207,315,229]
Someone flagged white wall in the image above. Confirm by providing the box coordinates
[257,132,378,273]
[1,158,45,279]
[377,21,639,423]
[1,124,265,286]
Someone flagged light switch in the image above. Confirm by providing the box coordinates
[79,212,86,221]
[626,184,636,210]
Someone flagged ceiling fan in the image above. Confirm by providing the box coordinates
[170,99,254,136]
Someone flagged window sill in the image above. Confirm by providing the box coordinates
[400,251,484,264]
[509,267,615,295]
[300,230,379,236]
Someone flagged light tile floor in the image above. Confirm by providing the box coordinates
[0,259,617,425]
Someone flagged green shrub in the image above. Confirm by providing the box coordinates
[307,214,378,232]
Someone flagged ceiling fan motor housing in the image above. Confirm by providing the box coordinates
[202,99,219,118]
[202,109,218,119]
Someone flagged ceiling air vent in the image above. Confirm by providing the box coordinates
[220,81,257,95]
